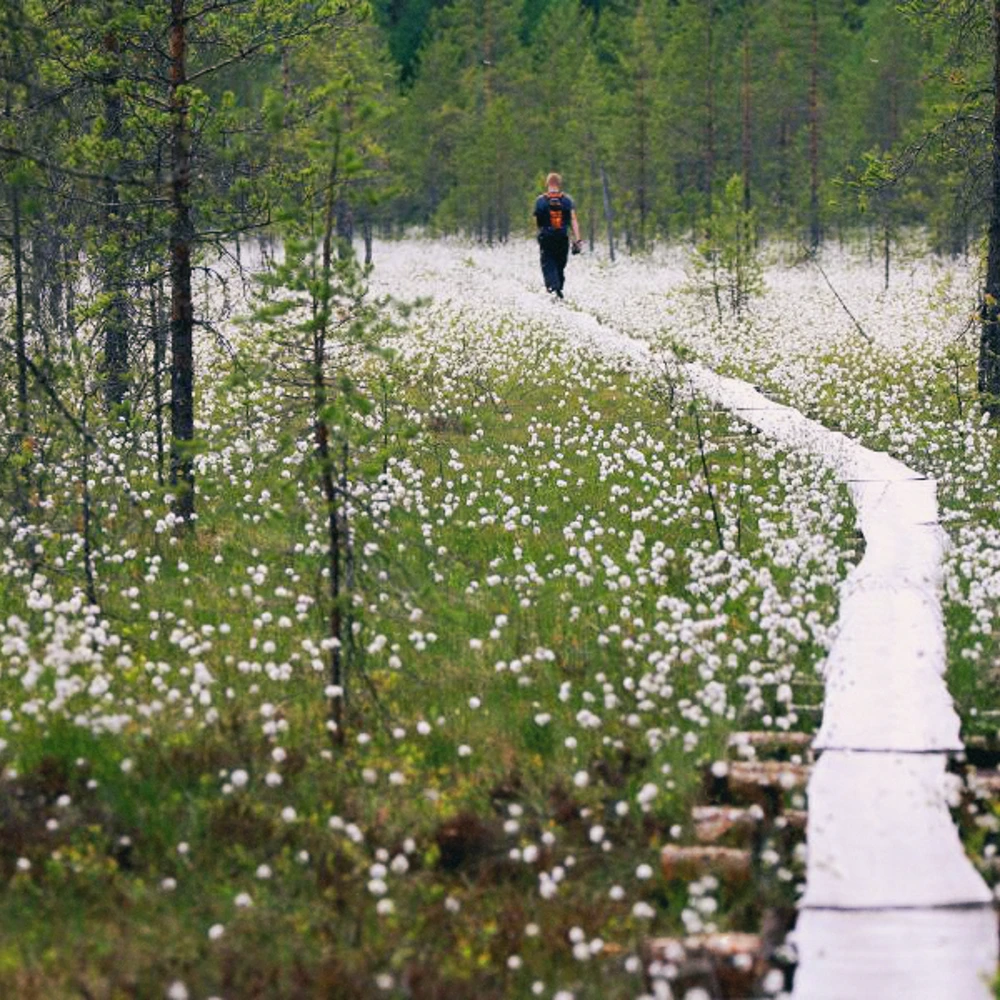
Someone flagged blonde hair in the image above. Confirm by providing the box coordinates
[545,172,562,191]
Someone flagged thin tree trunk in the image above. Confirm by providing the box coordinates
[152,277,166,486]
[3,72,28,468]
[980,0,1000,410]
[150,145,167,486]
[777,116,789,219]
[169,0,196,523]
[741,5,752,214]
[775,3,790,221]
[600,164,615,262]
[80,398,98,607]
[884,222,891,292]
[808,0,821,249]
[10,176,30,512]
[881,60,900,294]
[704,0,716,218]
[102,26,129,413]
[341,437,354,668]
[336,195,353,254]
[28,234,50,363]
[635,61,648,251]
[315,143,346,743]
[588,155,597,251]
[47,230,65,345]
[363,214,373,266]
[693,403,725,549]
[281,46,292,106]
[27,233,44,362]
[63,242,76,341]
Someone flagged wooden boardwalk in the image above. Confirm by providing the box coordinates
[687,368,998,1000]
[375,249,1000,997]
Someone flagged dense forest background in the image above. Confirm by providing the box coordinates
[380,0,985,255]
[376,0,960,253]
[2,0,994,268]
[1,0,997,493]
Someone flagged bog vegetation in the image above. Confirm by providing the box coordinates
[5,1,1000,998]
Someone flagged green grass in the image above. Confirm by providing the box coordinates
[0,310,853,998]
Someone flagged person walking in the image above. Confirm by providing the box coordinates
[534,172,582,298]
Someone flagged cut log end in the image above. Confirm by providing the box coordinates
[661,845,752,884]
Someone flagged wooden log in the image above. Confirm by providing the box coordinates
[729,730,814,749]
[726,760,810,794]
[691,804,762,844]
[645,931,763,962]
[643,932,766,999]
[691,803,808,845]
[705,759,811,811]
[778,808,808,832]
[963,735,1000,751]
[728,730,814,759]
[661,845,752,884]
[966,768,1000,799]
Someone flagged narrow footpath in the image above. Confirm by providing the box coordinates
[502,266,1000,998]
[370,242,1000,998]
[686,368,998,1000]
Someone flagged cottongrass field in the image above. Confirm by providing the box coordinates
[0,236,998,999]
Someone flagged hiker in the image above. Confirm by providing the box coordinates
[534,172,582,298]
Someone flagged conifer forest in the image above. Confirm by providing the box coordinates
[7,1,1000,999]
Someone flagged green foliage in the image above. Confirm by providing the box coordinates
[370,0,990,249]
[691,174,764,320]
[0,281,837,995]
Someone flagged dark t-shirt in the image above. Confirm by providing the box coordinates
[534,192,574,232]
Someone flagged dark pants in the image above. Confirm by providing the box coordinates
[538,230,569,293]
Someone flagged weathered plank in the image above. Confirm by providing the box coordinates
[800,751,992,910]
[683,366,997,1000]
[793,908,998,1000]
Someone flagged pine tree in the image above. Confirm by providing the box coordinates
[158,1,367,523]
[612,1,660,250]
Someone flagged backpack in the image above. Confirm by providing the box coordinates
[546,193,566,231]
[539,192,570,232]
